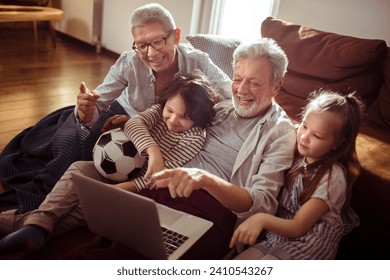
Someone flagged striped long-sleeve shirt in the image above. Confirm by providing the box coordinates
[124,104,206,191]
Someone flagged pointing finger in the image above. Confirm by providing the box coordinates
[152,169,175,181]
[79,81,91,95]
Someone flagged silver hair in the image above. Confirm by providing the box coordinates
[129,3,176,32]
[233,38,288,83]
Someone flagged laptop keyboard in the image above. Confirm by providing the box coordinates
[161,226,189,256]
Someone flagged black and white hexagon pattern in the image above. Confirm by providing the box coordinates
[93,128,145,182]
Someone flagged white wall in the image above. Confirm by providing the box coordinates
[277,0,390,44]
[52,0,97,44]
[101,0,194,54]
[55,0,390,54]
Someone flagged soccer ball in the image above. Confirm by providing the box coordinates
[93,128,145,182]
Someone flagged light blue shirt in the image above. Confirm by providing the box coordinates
[76,44,232,125]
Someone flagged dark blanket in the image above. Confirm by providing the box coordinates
[0,101,127,213]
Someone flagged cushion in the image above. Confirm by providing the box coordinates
[367,48,390,129]
[186,34,242,79]
[261,17,387,106]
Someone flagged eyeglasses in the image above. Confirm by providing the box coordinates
[132,30,174,54]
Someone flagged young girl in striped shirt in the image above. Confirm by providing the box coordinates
[114,72,218,192]
[230,91,364,259]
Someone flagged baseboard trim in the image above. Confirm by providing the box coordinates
[56,31,119,57]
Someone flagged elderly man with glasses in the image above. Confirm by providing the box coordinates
[76,3,232,131]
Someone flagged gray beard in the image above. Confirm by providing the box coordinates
[232,96,259,118]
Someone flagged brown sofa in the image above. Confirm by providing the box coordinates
[188,17,390,259]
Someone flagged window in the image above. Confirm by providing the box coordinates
[210,0,277,39]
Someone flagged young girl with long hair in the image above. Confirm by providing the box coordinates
[230,90,364,259]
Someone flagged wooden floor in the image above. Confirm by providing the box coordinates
[0,27,119,151]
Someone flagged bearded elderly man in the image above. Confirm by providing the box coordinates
[152,38,296,231]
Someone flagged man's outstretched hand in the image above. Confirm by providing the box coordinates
[152,168,206,198]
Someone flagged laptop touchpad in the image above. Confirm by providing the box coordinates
[156,204,185,226]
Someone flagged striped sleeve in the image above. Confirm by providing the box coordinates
[124,104,162,156]
[133,127,207,191]
[133,176,147,192]
[162,127,206,169]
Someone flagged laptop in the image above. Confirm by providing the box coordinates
[72,172,213,260]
